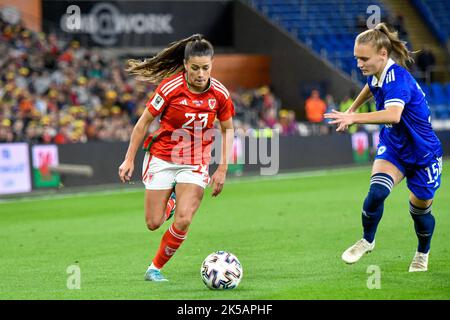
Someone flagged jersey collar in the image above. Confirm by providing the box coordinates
[371,58,396,88]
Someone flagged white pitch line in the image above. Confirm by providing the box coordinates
[0,186,143,204]
[0,165,371,204]
[226,165,370,184]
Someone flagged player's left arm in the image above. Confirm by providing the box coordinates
[211,118,234,197]
[325,72,410,132]
[325,105,404,132]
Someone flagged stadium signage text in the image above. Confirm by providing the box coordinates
[61,2,173,46]
[43,0,233,47]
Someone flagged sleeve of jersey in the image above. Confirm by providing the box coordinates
[217,96,236,122]
[383,74,411,109]
[145,86,168,117]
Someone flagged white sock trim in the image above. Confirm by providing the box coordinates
[148,263,160,271]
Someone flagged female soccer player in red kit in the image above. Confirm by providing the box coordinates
[118,34,235,281]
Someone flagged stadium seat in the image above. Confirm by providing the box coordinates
[251,0,396,80]
[411,0,448,44]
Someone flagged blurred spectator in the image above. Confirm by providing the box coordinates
[305,89,326,123]
[416,48,436,82]
[325,94,338,114]
[339,91,355,113]
[324,94,338,134]
[305,89,327,135]
[263,108,278,128]
[392,14,408,40]
[0,119,14,142]
[277,109,298,136]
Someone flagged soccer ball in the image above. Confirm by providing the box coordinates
[200,251,243,290]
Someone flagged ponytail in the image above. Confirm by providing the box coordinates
[125,34,214,84]
[356,22,414,68]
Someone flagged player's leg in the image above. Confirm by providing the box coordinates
[406,156,442,272]
[142,154,177,281]
[342,158,404,264]
[149,183,205,278]
[143,188,174,282]
[144,189,174,231]
[408,193,434,272]
[142,153,176,230]
[147,164,209,281]
[363,159,404,242]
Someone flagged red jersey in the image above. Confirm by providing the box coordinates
[143,72,235,165]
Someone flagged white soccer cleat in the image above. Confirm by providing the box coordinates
[342,238,375,264]
[409,251,429,272]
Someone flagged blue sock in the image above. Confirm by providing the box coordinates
[362,173,394,243]
[410,202,435,254]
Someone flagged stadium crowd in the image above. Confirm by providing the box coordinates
[0,15,376,144]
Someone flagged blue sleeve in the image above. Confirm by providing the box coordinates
[383,70,411,108]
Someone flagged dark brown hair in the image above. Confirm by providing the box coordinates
[125,34,214,83]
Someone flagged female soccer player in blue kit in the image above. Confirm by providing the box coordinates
[324,23,442,272]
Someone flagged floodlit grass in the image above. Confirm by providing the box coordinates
[1,163,449,299]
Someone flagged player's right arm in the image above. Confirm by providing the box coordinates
[119,108,155,183]
[346,84,372,113]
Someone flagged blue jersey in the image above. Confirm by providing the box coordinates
[368,58,442,167]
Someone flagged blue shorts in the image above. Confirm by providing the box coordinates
[375,144,443,200]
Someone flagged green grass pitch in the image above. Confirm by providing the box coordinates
[1,163,449,300]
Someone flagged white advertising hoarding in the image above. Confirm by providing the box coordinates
[0,143,32,195]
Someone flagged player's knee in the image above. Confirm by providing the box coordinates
[146,216,163,231]
[364,187,390,211]
[174,214,192,231]
[174,207,196,230]
[409,202,435,224]
[146,222,160,231]
[364,173,394,211]
[367,186,390,203]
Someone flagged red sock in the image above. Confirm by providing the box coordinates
[165,198,175,220]
[152,224,187,269]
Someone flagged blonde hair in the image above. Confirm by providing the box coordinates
[356,22,414,68]
[125,34,214,84]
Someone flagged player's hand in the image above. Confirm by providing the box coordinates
[324,109,354,132]
[210,166,227,197]
[118,160,134,183]
[340,108,355,131]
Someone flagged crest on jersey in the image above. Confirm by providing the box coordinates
[377,146,386,155]
[208,98,216,109]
